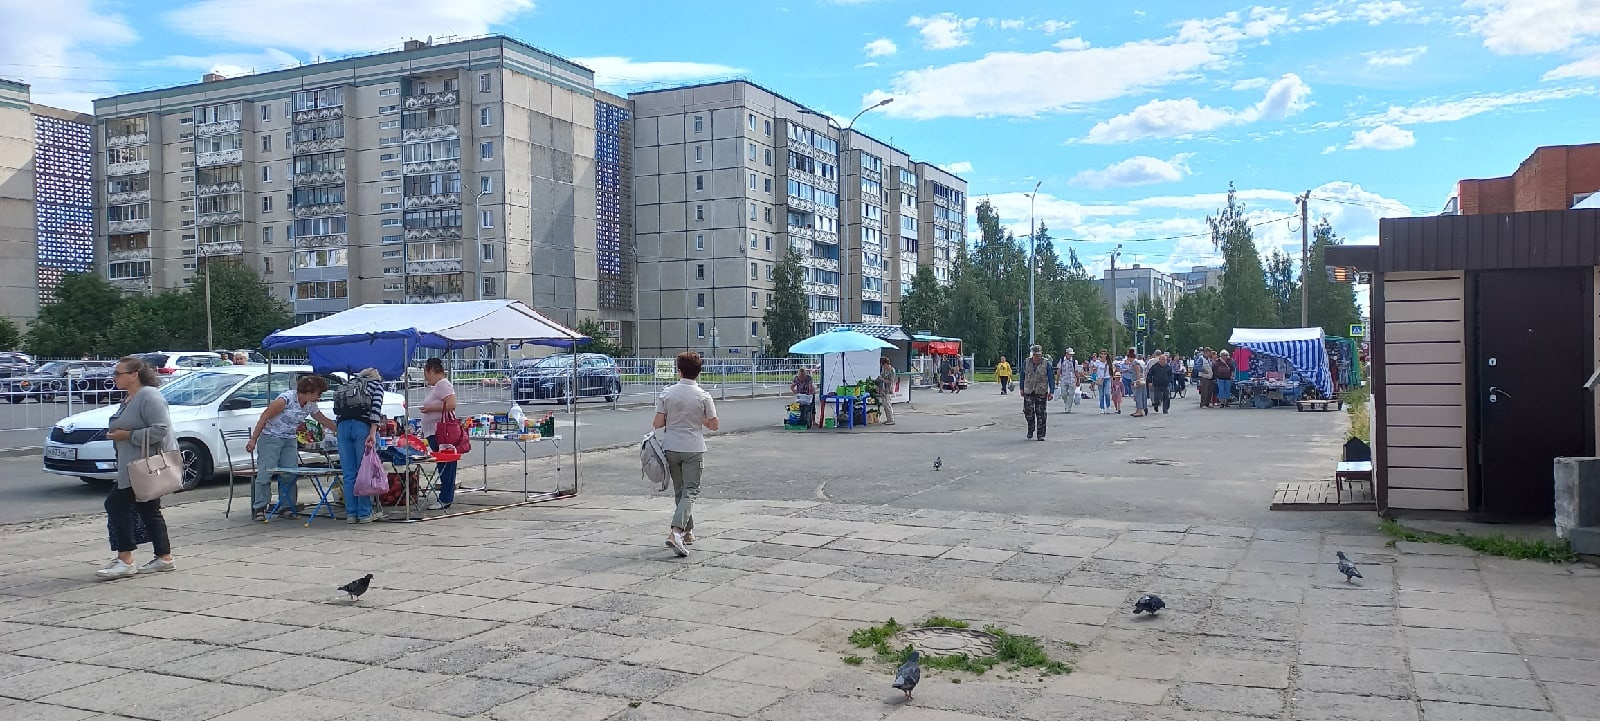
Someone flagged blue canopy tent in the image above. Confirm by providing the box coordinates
[261,300,590,512]
[1228,327,1334,398]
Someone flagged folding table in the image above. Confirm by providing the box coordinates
[262,466,347,526]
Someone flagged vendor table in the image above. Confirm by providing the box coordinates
[261,466,346,526]
[820,394,866,429]
[1233,379,1304,408]
[383,454,439,522]
[459,434,563,496]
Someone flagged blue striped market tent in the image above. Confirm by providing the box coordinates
[1228,327,1333,397]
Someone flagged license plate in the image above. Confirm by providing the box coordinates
[45,446,76,461]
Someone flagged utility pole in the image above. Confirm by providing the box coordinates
[832,98,894,326]
[196,240,214,349]
[1026,180,1041,347]
[1300,190,1310,328]
[1108,244,1122,353]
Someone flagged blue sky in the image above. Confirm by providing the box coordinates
[3,0,1597,288]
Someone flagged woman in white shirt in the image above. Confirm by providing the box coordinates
[652,352,719,557]
[419,358,459,510]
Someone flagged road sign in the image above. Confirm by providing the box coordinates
[508,342,522,351]
[1349,324,1366,337]
[653,359,676,381]
[1136,313,1148,330]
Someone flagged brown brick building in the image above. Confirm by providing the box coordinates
[1447,143,1600,214]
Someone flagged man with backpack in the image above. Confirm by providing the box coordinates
[333,368,387,523]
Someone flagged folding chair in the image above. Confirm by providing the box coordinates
[220,428,258,519]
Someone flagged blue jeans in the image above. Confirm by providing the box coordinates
[1098,379,1111,409]
[336,419,373,519]
[427,435,458,505]
[254,434,301,512]
[1216,379,1234,405]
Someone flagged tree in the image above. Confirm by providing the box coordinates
[574,318,627,357]
[1208,183,1275,334]
[943,271,1001,366]
[26,273,124,357]
[764,249,809,356]
[0,317,20,351]
[1265,248,1297,327]
[898,266,948,334]
[1170,287,1227,354]
[1303,218,1363,338]
[191,262,293,350]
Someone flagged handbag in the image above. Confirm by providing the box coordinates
[128,431,184,502]
[434,410,470,453]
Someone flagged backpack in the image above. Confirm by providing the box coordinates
[640,432,669,492]
[334,378,373,421]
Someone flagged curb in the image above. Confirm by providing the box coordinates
[0,446,41,460]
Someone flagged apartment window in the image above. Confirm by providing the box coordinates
[480,210,494,229]
[765,292,772,307]
[482,277,497,297]
[262,227,273,243]
[479,73,492,93]
[379,104,399,114]
[381,170,400,179]
[379,119,400,129]
[766,264,774,280]
[261,165,272,183]
[695,205,704,221]
[749,202,757,221]
[748,143,757,162]
[261,135,271,152]
[382,234,402,244]
[380,202,400,211]
[695,175,704,192]
[696,292,705,309]
[480,107,492,126]
[748,113,756,131]
[695,233,705,251]
[696,264,705,280]
[749,233,758,249]
[694,146,703,163]
[764,149,773,166]
[765,235,772,251]
[749,173,757,190]
[261,196,273,213]
[752,321,760,336]
[381,185,401,194]
[693,115,703,134]
[480,141,493,160]
[263,257,273,274]
[480,176,493,194]
[378,87,398,97]
[179,116,192,125]
[481,243,494,262]
[763,207,772,223]
[697,322,706,339]
[179,145,193,155]
[182,176,193,184]
[751,292,758,309]
[750,262,758,279]
[381,218,401,227]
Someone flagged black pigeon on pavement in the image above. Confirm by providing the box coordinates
[1336,551,1362,583]
[933,456,942,472]
[338,573,373,601]
[1132,594,1166,615]
[892,649,921,701]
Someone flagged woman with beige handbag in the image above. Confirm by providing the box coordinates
[98,356,179,580]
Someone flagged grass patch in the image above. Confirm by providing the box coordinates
[1380,519,1577,563]
[846,617,1071,676]
[1344,386,1370,445]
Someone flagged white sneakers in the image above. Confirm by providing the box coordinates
[97,557,176,580]
[667,531,689,557]
[140,558,175,573]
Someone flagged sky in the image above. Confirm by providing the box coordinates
[2,0,1597,296]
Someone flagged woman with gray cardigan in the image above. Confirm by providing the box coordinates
[98,356,178,580]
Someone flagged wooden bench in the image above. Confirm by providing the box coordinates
[1296,398,1343,412]
[1335,461,1373,496]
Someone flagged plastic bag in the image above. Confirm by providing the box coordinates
[354,448,387,497]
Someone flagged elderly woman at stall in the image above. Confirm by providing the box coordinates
[245,375,336,521]
[420,358,460,510]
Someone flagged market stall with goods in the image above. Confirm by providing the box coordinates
[1227,327,1335,408]
[261,300,588,520]
[787,328,896,429]
[910,334,967,391]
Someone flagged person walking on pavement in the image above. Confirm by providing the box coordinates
[653,352,719,557]
[1197,349,1215,408]
[1214,350,1236,408]
[1058,349,1080,413]
[995,356,1012,395]
[1018,345,1056,441]
[1148,353,1173,415]
[876,357,897,425]
[1093,350,1112,414]
[1129,348,1149,417]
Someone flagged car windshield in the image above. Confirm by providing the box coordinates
[34,361,69,375]
[530,356,576,369]
[158,371,245,406]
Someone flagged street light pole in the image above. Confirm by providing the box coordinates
[196,239,214,349]
[1108,244,1122,353]
[833,98,893,326]
[1026,180,1041,348]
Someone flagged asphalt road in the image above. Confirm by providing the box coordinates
[0,390,795,526]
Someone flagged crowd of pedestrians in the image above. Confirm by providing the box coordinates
[1002,345,1238,435]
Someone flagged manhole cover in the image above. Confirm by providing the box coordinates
[1130,458,1179,466]
[896,627,1000,657]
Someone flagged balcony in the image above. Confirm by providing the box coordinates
[788,197,819,215]
[813,230,839,245]
[862,266,884,279]
[933,194,953,210]
[292,170,345,187]
[403,91,458,110]
[405,227,463,242]
[808,310,839,322]
[403,158,460,175]
[294,233,347,249]
[805,257,839,272]
[293,107,343,124]
[199,241,244,257]
[787,138,821,159]
[406,258,463,274]
[196,148,243,167]
[292,137,344,154]
[106,190,150,205]
[405,293,464,303]
[110,277,153,293]
[108,248,152,262]
[195,181,243,197]
[107,160,149,177]
[194,120,240,138]
[196,211,243,227]
[803,281,840,297]
[862,289,883,302]
[814,176,838,194]
[403,125,459,143]
[105,132,148,149]
[293,203,345,219]
[862,217,882,231]
[403,193,460,210]
[108,219,150,234]
[862,314,886,324]
[787,225,817,242]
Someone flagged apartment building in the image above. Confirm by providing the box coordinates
[1097,263,1184,316]
[630,81,965,357]
[0,79,95,324]
[91,36,634,338]
[1177,264,1222,293]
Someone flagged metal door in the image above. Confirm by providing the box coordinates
[1475,269,1589,518]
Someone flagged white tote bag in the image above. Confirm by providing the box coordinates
[129,432,184,502]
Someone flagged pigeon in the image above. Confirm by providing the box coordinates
[338,573,373,602]
[1132,594,1166,615]
[933,456,942,472]
[892,649,921,701]
[1336,551,1362,583]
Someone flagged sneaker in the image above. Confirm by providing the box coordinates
[356,511,385,524]
[1026,431,1034,439]
[251,509,267,522]
[682,531,695,545]
[139,558,175,573]
[425,501,451,511]
[95,559,137,580]
[1036,436,1046,441]
[667,531,689,557]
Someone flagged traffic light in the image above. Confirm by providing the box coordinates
[1123,308,1134,328]
[1136,313,1148,331]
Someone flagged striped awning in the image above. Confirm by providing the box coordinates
[832,324,911,342]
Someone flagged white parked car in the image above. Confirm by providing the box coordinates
[43,365,406,487]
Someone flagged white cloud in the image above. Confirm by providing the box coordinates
[1344,124,1416,150]
[1052,37,1091,51]
[1359,87,1592,125]
[573,57,743,87]
[0,0,134,110]
[989,18,1026,31]
[863,38,898,57]
[939,161,974,174]
[1468,0,1600,55]
[1231,77,1271,91]
[1083,73,1309,143]
[908,13,979,50]
[165,0,534,54]
[1545,52,1600,78]
[1071,154,1195,189]
[1353,1,1418,24]
[151,48,303,78]
[1039,20,1074,34]
[1363,46,1427,67]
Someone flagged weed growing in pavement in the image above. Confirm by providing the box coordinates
[1380,519,1578,563]
[841,655,864,665]
[919,616,970,629]
[1344,387,1370,444]
[845,617,1071,676]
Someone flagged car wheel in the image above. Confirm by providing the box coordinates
[179,439,211,492]
[605,380,621,403]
